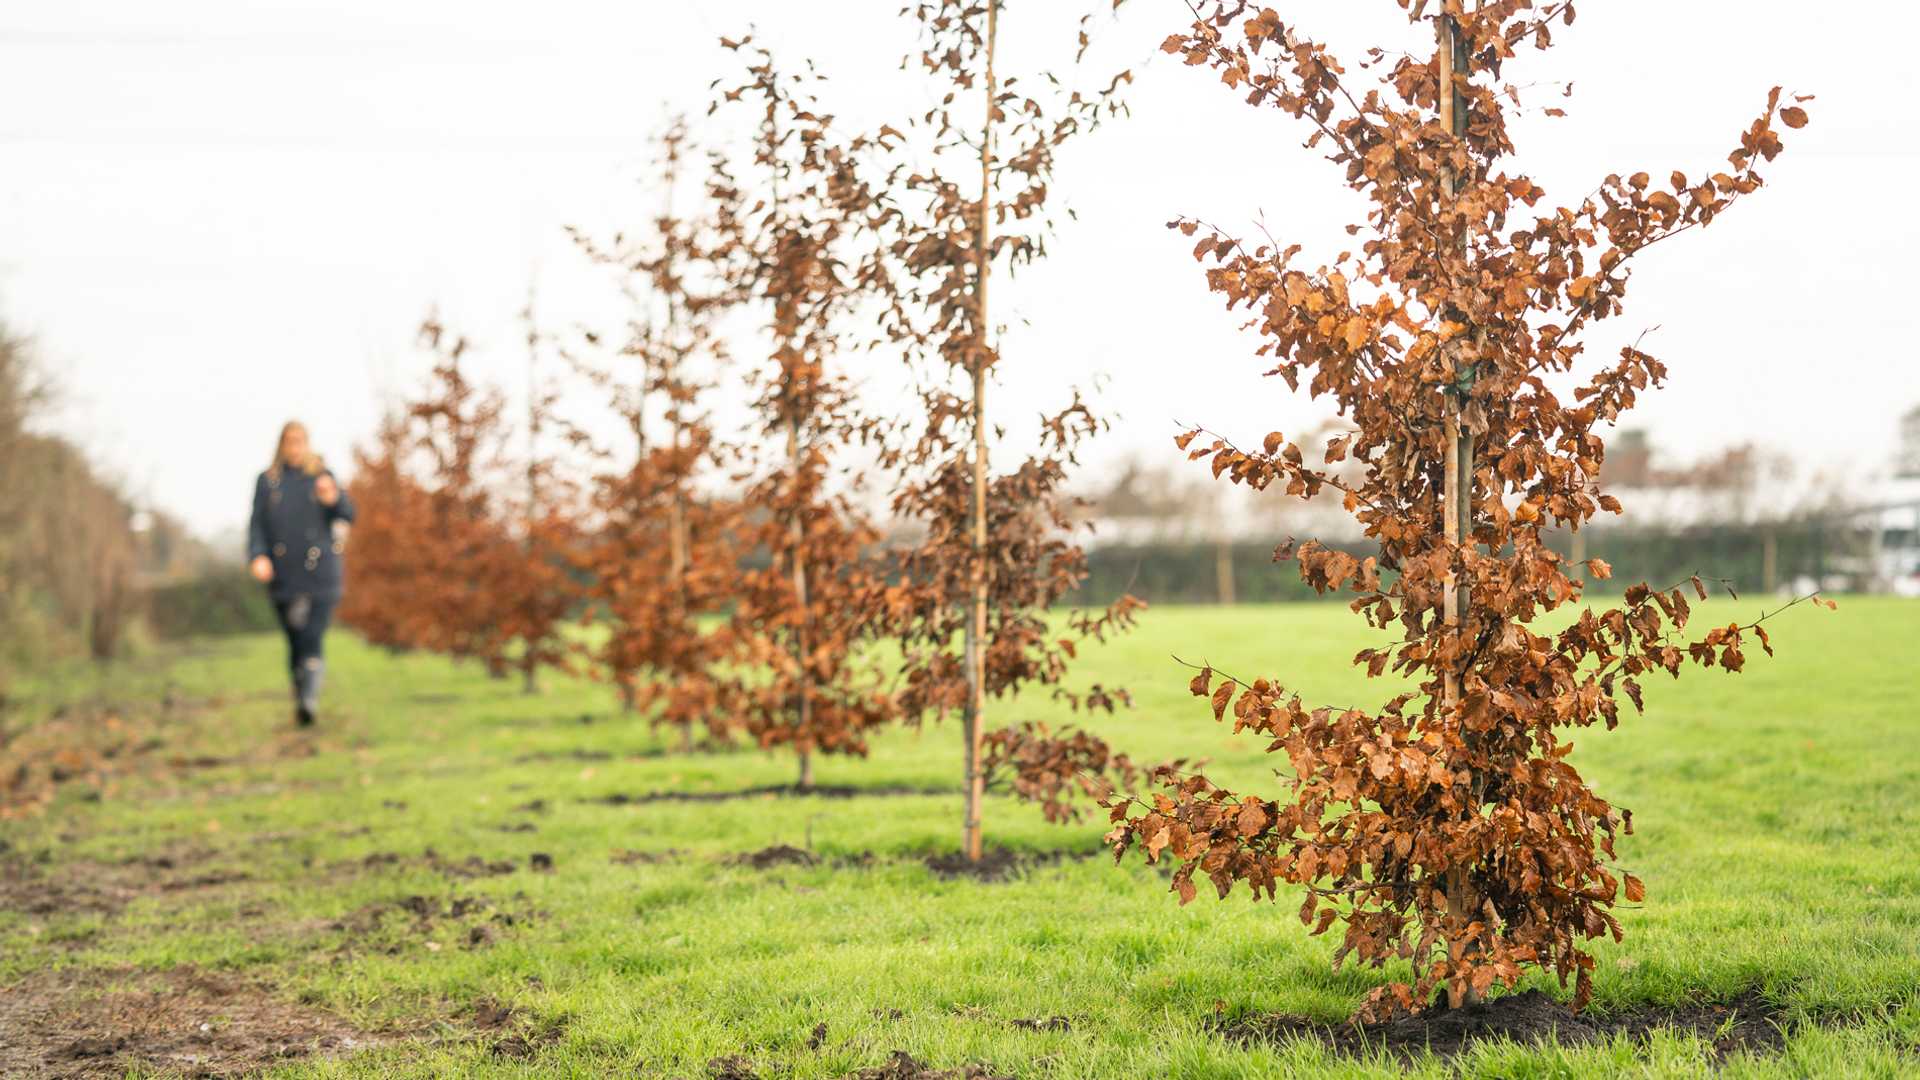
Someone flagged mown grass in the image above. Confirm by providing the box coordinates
[3,598,1917,1077]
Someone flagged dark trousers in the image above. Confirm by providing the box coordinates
[273,592,337,686]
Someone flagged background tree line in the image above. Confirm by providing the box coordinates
[0,321,241,696]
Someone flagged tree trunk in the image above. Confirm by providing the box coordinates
[666,275,689,604]
[523,289,543,696]
[1436,12,1483,1011]
[961,0,999,866]
[1214,539,1236,605]
[668,496,687,599]
[786,411,812,791]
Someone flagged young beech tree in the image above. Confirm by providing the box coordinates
[398,321,574,680]
[564,123,739,746]
[706,45,900,789]
[1104,1,1821,1016]
[869,0,1142,862]
[502,297,580,694]
[337,415,440,652]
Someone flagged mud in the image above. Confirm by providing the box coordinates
[1212,987,1796,1063]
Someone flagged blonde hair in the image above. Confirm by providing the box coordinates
[269,420,325,478]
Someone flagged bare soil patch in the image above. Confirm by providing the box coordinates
[341,847,546,881]
[471,995,567,1060]
[513,748,614,763]
[328,890,540,953]
[922,846,1097,883]
[592,783,953,806]
[1211,987,1796,1063]
[727,844,819,870]
[0,965,376,1078]
[848,1051,1013,1079]
[0,845,245,920]
[708,1053,761,1079]
[610,847,686,865]
[425,849,519,879]
[1,690,322,819]
[0,856,134,918]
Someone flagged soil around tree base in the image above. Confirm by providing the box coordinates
[703,1050,1013,1080]
[1211,987,1793,1063]
[922,846,1099,883]
[848,1050,1013,1079]
[591,783,955,805]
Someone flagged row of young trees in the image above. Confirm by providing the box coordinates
[346,0,1819,1020]
[341,1,1146,863]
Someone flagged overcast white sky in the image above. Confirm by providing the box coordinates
[2,1,1915,540]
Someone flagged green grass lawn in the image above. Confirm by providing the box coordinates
[3,598,1918,1077]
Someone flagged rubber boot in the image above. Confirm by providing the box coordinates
[298,657,324,726]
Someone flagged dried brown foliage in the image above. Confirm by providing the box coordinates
[706,45,900,785]
[562,122,741,744]
[502,301,579,691]
[861,0,1142,860]
[1103,0,1824,1016]
[337,415,439,652]
[982,721,1192,825]
[340,322,578,683]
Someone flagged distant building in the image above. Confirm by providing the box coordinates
[1898,404,1920,479]
[1837,405,1920,595]
[1864,481,1920,596]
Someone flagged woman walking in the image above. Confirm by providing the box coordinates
[248,421,356,726]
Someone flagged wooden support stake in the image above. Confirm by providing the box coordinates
[522,285,542,695]
[961,0,999,864]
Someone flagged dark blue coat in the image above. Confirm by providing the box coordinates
[248,466,356,602]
